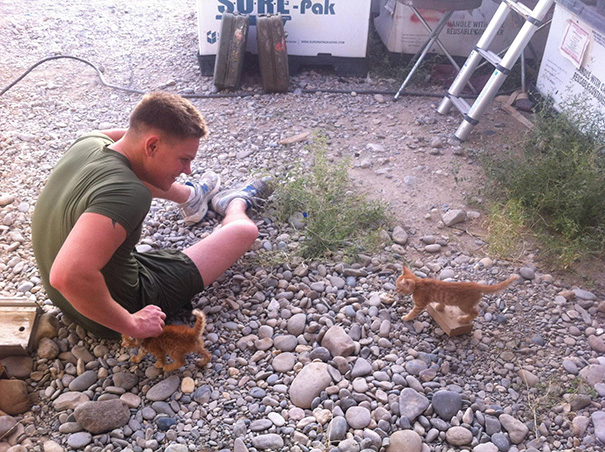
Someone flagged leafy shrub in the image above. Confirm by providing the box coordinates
[483,98,605,265]
[273,138,393,260]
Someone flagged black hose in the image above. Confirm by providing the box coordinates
[0,55,146,97]
[1,54,488,100]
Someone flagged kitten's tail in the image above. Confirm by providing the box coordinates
[191,309,207,337]
[479,275,519,293]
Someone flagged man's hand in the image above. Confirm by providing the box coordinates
[50,212,166,339]
[130,305,166,338]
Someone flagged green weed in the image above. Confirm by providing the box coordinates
[272,137,393,260]
[482,98,605,268]
[486,199,527,260]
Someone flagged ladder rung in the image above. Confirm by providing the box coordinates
[447,95,471,115]
[476,48,502,67]
[503,0,534,20]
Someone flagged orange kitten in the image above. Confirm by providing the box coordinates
[395,265,518,323]
[122,309,211,372]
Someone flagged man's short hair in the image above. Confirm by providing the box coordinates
[129,92,208,139]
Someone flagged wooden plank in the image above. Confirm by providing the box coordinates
[0,298,41,358]
[426,304,473,336]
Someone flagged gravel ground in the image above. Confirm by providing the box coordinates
[1,1,604,452]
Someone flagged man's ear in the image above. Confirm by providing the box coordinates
[145,136,160,156]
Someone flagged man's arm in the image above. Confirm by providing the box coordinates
[98,129,127,142]
[49,212,165,338]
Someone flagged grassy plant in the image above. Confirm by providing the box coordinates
[273,137,393,260]
[485,199,527,260]
[482,98,605,267]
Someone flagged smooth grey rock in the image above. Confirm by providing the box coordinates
[0,415,17,438]
[387,430,422,452]
[165,445,189,452]
[432,390,462,421]
[392,226,408,245]
[571,415,590,436]
[71,345,94,363]
[321,325,355,357]
[42,440,64,452]
[273,334,298,352]
[193,385,212,404]
[442,209,466,227]
[0,356,33,379]
[580,364,605,387]
[0,379,30,415]
[287,313,307,336]
[345,406,371,429]
[74,399,130,434]
[445,426,473,445]
[328,416,348,441]
[588,335,605,353]
[591,411,605,444]
[233,438,248,452]
[473,443,499,452]
[398,388,429,423]
[499,414,529,444]
[573,288,596,300]
[351,358,373,378]
[113,372,139,390]
[289,362,331,409]
[272,352,296,372]
[146,375,180,401]
[66,432,92,449]
[490,432,510,451]
[69,370,97,391]
[519,267,535,280]
[52,392,90,411]
[37,337,60,359]
[33,312,60,347]
[405,359,428,375]
[251,433,284,449]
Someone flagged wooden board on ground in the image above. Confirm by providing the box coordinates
[0,298,41,358]
[426,304,473,336]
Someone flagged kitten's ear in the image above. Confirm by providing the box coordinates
[398,278,415,293]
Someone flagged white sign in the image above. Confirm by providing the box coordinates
[560,19,590,68]
[197,0,372,57]
[537,3,605,122]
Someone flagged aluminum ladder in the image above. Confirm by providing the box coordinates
[436,0,555,141]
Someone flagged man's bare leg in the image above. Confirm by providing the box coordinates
[182,199,258,286]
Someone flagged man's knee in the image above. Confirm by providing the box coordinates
[237,219,259,244]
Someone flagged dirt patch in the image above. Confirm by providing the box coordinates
[341,93,605,292]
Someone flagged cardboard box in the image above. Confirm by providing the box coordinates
[374,0,550,58]
[197,0,372,57]
[536,0,605,118]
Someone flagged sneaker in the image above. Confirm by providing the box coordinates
[178,171,221,224]
[210,176,272,216]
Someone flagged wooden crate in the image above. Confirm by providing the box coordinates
[0,298,42,358]
[426,303,473,336]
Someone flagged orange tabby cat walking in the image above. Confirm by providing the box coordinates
[395,265,518,323]
[122,309,211,372]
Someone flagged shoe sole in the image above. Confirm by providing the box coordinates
[184,177,221,225]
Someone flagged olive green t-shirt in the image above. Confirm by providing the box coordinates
[32,133,152,337]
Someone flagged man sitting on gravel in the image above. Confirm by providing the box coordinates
[32,91,270,340]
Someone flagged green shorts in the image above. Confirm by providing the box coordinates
[132,249,204,317]
[71,249,204,340]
